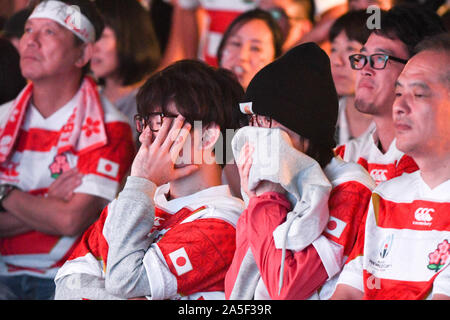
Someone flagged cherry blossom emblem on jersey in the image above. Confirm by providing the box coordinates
[427,240,450,272]
[49,154,71,179]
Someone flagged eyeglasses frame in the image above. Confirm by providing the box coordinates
[348,53,408,70]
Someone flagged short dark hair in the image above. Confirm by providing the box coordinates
[137,60,246,166]
[0,37,27,104]
[329,10,371,44]
[217,9,284,66]
[415,32,450,55]
[2,8,31,40]
[306,141,335,169]
[374,4,446,57]
[95,0,161,86]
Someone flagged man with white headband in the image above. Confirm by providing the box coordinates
[0,0,135,299]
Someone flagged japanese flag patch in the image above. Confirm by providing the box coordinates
[169,247,193,276]
[96,158,119,178]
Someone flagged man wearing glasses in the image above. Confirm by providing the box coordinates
[332,32,450,300]
[335,5,445,185]
[54,60,247,300]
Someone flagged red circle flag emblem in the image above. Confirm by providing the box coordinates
[169,247,193,276]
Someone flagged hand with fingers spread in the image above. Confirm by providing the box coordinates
[47,168,83,202]
[131,115,200,186]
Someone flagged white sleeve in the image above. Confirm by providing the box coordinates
[335,256,365,292]
[312,235,344,280]
[142,244,178,300]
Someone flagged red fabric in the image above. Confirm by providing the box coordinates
[238,192,328,300]
[206,9,242,33]
[334,145,346,158]
[77,121,135,182]
[362,269,445,300]
[357,156,418,184]
[375,197,450,231]
[325,181,372,256]
[66,206,110,269]
[158,218,236,296]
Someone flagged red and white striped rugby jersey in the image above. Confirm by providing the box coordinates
[0,92,135,278]
[337,171,450,299]
[335,129,419,185]
[176,0,257,66]
[55,183,244,300]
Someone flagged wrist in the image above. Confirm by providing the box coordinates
[0,184,19,212]
[254,180,285,196]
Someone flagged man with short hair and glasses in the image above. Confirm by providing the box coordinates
[335,5,445,185]
[55,60,247,300]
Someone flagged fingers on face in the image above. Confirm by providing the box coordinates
[170,123,192,164]
[163,115,190,151]
[237,143,254,176]
[139,125,153,147]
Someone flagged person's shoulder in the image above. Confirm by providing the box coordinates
[374,171,420,199]
[336,127,376,161]
[325,156,376,191]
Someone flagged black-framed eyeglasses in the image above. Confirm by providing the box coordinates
[349,53,408,70]
[249,114,272,128]
[134,112,178,133]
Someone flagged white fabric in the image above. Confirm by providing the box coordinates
[29,0,96,43]
[314,0,347,17]
[231,126,332,251]
[176,0,255,11]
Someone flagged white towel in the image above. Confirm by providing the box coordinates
[231,126,332,294]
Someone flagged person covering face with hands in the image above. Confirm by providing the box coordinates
[55,60,247,300]
[225,43,375,300]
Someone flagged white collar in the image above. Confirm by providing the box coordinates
[153,184,233,214]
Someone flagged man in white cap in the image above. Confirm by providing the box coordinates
[0,0,135,299]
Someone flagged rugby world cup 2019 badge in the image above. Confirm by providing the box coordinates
[379,234,394,259]
[49,154,71,179]
[369,234,394,272]
[427,240,450,272]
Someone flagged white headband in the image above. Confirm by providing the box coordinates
[28,0,95,43]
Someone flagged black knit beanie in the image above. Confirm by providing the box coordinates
[241,42,339,149]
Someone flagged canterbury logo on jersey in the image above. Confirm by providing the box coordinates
[370,169,388,183]
[413,207,434,226]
